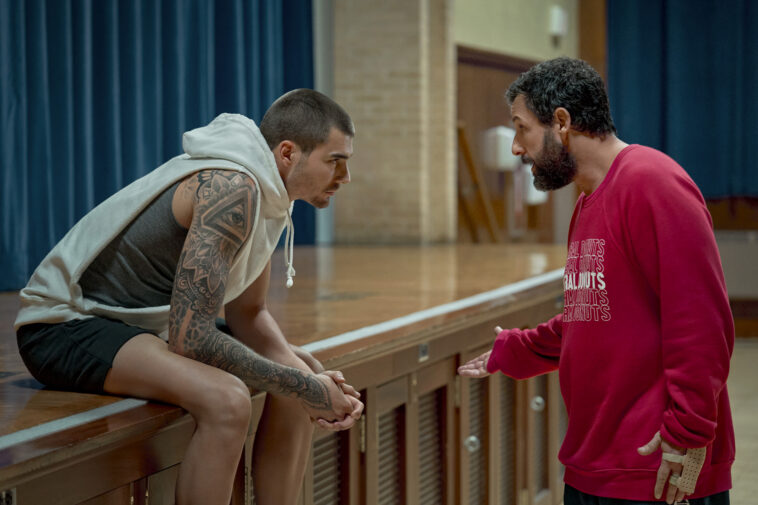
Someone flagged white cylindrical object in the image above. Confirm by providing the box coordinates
[481,126,520,171]
[548,5,568,37]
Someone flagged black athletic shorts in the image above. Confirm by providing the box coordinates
[16,317,154,393]
[564,484,729,505]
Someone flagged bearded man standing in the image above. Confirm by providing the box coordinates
[459,58,734,505]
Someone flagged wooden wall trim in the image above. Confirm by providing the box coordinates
[457,44,537,72]
[579,0,607,79]
[707,198,758,230]
[731,299,758,338]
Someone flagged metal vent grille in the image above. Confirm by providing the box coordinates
[534,375,549,491]
[378,407,404,505]
[499,374,516,505]
[313,433,342,505]
[419,388,444,505]
[468,378,487,505]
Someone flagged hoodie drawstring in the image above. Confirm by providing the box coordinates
[284,208,296,288]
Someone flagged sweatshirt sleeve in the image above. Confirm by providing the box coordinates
[486,313,562,379]
[620,160,734,448]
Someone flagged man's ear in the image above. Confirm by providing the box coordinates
[554,107,572,142]
[274,140,300,169]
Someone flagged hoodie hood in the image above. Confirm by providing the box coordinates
[15,113,300,334]
[183,113,297,288]
[182,113,291,218]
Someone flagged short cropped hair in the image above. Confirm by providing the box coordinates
[506,57,616,137]
[260,89,354,153]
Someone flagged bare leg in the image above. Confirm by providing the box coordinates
[103,334,252,505]
[245,343,315,505]
[252,393,314,505]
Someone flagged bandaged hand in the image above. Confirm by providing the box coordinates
[638,431,706,504]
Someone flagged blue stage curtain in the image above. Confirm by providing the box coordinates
[607,0,758,199]
[0,0,314,291]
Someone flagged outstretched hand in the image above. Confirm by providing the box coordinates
[637,431,687,504]
[457,326,502,378]
[457,351,492,378]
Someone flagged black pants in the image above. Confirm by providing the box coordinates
[564,485,730,505]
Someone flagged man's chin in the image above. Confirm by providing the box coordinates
[308,197,331,209]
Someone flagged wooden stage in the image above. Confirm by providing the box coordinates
[1,244,568,505]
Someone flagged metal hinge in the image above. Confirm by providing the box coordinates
[359,415,367,453]
[0,489,16,505]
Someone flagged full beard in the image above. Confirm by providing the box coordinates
[524,130,577,191]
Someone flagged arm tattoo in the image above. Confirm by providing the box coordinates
[168,170,332,410]
[194,171,213,197]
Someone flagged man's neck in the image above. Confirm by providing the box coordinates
[571,134,628,195]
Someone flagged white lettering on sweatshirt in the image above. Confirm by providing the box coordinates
[563,238,610,322]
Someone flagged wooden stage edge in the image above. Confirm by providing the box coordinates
[2,244,754,504]
[1,267,564,451]
[1,244,570,503]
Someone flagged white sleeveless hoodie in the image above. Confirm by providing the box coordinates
[15,113,293,334]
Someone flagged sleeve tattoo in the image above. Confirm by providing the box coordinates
[168,170,331,410]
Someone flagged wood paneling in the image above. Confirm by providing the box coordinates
[707,198,758,230]
[78,484,135,505]
[147,465,179,505]
[579,0,607,80]
[456,46,554,243]
[11,414,193,505]
[731,299,758,338]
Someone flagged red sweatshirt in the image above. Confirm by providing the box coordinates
[487,145,734,500]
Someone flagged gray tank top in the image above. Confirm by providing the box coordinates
[79,180,188,308]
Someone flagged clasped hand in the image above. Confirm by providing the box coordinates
[307,370,364,431]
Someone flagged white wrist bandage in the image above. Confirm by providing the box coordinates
[663,447,707,494]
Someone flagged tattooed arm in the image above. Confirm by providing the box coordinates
[169,169,353,421]
[224,261,363,430]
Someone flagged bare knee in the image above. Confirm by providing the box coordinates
[193,374,252,437]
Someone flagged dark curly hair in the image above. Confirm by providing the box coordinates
[506,57,616,137]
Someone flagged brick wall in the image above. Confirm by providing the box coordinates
[333,0,455,243]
